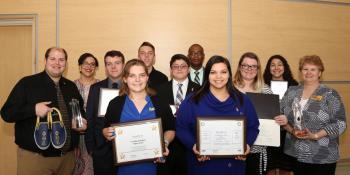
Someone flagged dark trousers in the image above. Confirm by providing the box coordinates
[294,161,336,175]
[158,139,187,175]
[93,153,116,175]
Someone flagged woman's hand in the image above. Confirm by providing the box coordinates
[193,144,210,162]
[234,144,250,161]
[154,147,169,163]
[103,127,115,141]
[274,115,288,126]
[294,128,319,140]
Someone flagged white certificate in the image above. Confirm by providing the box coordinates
[271,81,288,100]
[197,117,246,156]
[253,119,280,147]
[112,118,164,165]
[98,88,119,117]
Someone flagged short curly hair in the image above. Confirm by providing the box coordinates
[298,55,324,73]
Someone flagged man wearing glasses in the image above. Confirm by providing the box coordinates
[157,54,200,175]
[188,44,205,86]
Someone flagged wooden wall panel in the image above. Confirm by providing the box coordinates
[0,0,57,71]
[0,25,33,175]
[232,0,350,159]
[60,0,228,80]
[231,0,350,81]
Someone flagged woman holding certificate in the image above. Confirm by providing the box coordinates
[176,55,260,175]
[278,55,347,175]
[233,52,278,175]
[263,54,298,175]
[102,59,175,175]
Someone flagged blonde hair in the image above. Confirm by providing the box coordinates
[233,52,264,92]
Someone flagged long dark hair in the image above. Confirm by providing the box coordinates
[263,55,298,87]
[192,55,243,106]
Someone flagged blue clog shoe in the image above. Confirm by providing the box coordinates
[33,115,50,150]
[49,107,67,149]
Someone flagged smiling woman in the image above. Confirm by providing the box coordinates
[73,52,99,175]
[280,55,347,175]
[176,55,260,175]
[102,59,175,175]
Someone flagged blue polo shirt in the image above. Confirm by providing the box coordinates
[118,95,157,175]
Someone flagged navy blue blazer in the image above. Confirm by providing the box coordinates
[85,78,110,155]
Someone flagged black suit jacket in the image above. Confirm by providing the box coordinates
[156,79,200,175]
[157,79,201,105]
[85,79,110,154]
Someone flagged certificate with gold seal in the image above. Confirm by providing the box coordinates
[111,118,164,165]
[197,117,246,157]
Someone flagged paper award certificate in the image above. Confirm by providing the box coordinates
[98,88,119,117]
[197,117,246,157]
[271,81,288,100]
[111,118,164,165]
[253,119,280,147]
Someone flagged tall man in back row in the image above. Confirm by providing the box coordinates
[138,41,168,90]
[1,47,87,175]
[188,44,205,86]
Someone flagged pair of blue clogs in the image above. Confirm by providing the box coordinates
[34,107,67,150]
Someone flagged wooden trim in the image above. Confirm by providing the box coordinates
[0,14,38,74]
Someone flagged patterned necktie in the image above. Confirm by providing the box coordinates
[194,71,200,85]
[55,83,71,152]
[175,83,183,107]
[112,82,118,89]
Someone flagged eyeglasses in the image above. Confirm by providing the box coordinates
[171,65,188,70]
[82,62,96,68]
[240,64,258,70]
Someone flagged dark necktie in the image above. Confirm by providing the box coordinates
[55,83,71,152]
[194,71,200,85]
[112,82,118,89]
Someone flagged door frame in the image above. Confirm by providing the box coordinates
[0,14,38,73]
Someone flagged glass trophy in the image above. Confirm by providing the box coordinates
[70,99,84,128]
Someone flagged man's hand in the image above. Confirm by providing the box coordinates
[35,101,52,118]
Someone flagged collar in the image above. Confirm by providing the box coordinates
[190,67,204,74]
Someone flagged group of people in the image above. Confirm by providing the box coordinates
[1,42,347,175]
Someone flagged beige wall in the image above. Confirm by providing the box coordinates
[60,0,228,80]
[1,0,349,167]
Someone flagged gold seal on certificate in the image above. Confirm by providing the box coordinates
[111,118,164,165]
[197,117,246,157]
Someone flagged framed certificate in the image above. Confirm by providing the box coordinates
[98,88,119,117]
[111,118,164,165]
[271,81,288,100]
[197,117,246,157]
